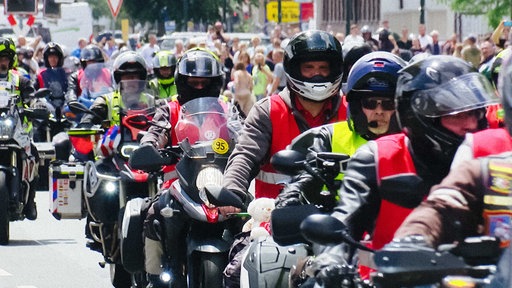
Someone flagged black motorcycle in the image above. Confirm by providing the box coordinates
[80,80,159,287]
[127,97,245,288]
[240,141,350,288]
[0,92,45,245]
[300,214,501,288]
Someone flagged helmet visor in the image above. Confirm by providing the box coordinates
[410,73,499,117]
[178,54,221,77]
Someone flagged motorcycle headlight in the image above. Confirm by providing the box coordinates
[196,166,223,190]
[0,116,15,140]
[197,166,223,207]
[103,181,117,194]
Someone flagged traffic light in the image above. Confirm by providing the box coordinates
[5,0,37,14]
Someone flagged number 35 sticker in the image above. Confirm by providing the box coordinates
[212,138,229,154]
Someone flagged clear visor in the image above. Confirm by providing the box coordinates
[411,73,499,117]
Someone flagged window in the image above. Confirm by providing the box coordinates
[4,0,38,14]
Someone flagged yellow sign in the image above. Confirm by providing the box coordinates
[212,138,229,154]
[266,1,300,23]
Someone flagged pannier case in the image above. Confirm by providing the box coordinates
[49,162,86,220]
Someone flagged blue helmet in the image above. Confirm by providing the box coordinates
[345,51,406,139]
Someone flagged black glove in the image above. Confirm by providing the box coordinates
[308,253,347,288]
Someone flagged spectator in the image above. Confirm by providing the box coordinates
[343,24,365,52]
[442,33,458,55]
[139,33,160,74]
[491,19,511,51]
[232,61,254,117]
[212,21,230,44]
[220,43,234,90]
[269,48,286,95]
[479,38,497,83]
[248,35,263,58]
[252,52,273,101]
[229,37,240,57]
[397,27,412,50]
[235,50,252,73]
[378,29,395,52]
[461,35,481,68]
[71,37,87,58]
[173,39,185,59]
[410,36,424,56]
[425,30,442,55]
[417,24,433,50]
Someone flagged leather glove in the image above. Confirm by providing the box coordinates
[306,253,347,288]
[31,99,49,110]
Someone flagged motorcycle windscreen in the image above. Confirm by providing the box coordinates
[79,63,113,99]
[118,79,155,114]
[174,97,240,157]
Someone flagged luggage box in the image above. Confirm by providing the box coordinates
[49,162,86,220]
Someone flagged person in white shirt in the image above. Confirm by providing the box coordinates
[343,24,365,52]
[417,24,433,50]
[139,33,160,75]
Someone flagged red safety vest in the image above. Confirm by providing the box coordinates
[372,133,417,250]
[159,100,180,188]
[256,94,346,199]
[472,128,512,158]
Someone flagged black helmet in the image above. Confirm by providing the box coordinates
[80,44,104,69]
[341,43,373,84]
[283,30,343,102]
[0,37,16,69]
[152,50,177,82]
[175,47,224,105]
[345,51,406,139]
[112,51,147,84]
[396,55,499,165]
[43,42,64,67]
[498,53,512,136]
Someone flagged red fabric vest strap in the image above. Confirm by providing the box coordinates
[256,95,300,198]
[167,100,180,146]
[373,133,417,249]
[256,95,346,199]
[473,128,512,158]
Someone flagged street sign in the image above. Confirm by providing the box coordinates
[107,0,123,18]
[266,1,300,23]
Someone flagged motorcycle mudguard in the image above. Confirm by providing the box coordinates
[187,223,233,254]
[120,197,151,273]
[241,236,309,288]
[83,160,121,223]
[0,166,21,203]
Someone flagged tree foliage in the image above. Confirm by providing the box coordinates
[437,0,512,27]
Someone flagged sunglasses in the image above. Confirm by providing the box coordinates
[361,98,395,111]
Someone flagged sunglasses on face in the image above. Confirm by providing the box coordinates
[361,98,395,111]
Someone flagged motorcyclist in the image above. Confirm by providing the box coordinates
[79,50,150,251]
[78,50,148,128]
[394,52,512,288]
[35,42,68,100]
[305,55,500,287]
[275,51,406,211]
[65,44,111,103]
[135,47,228,287]
[149,50,177,100]
[222,30,347,206]
[31,42,69,142]
[223,52,406,288]
[0,37,37,219]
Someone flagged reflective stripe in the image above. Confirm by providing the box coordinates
[255,170,291,184]
[484,195,512,206]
